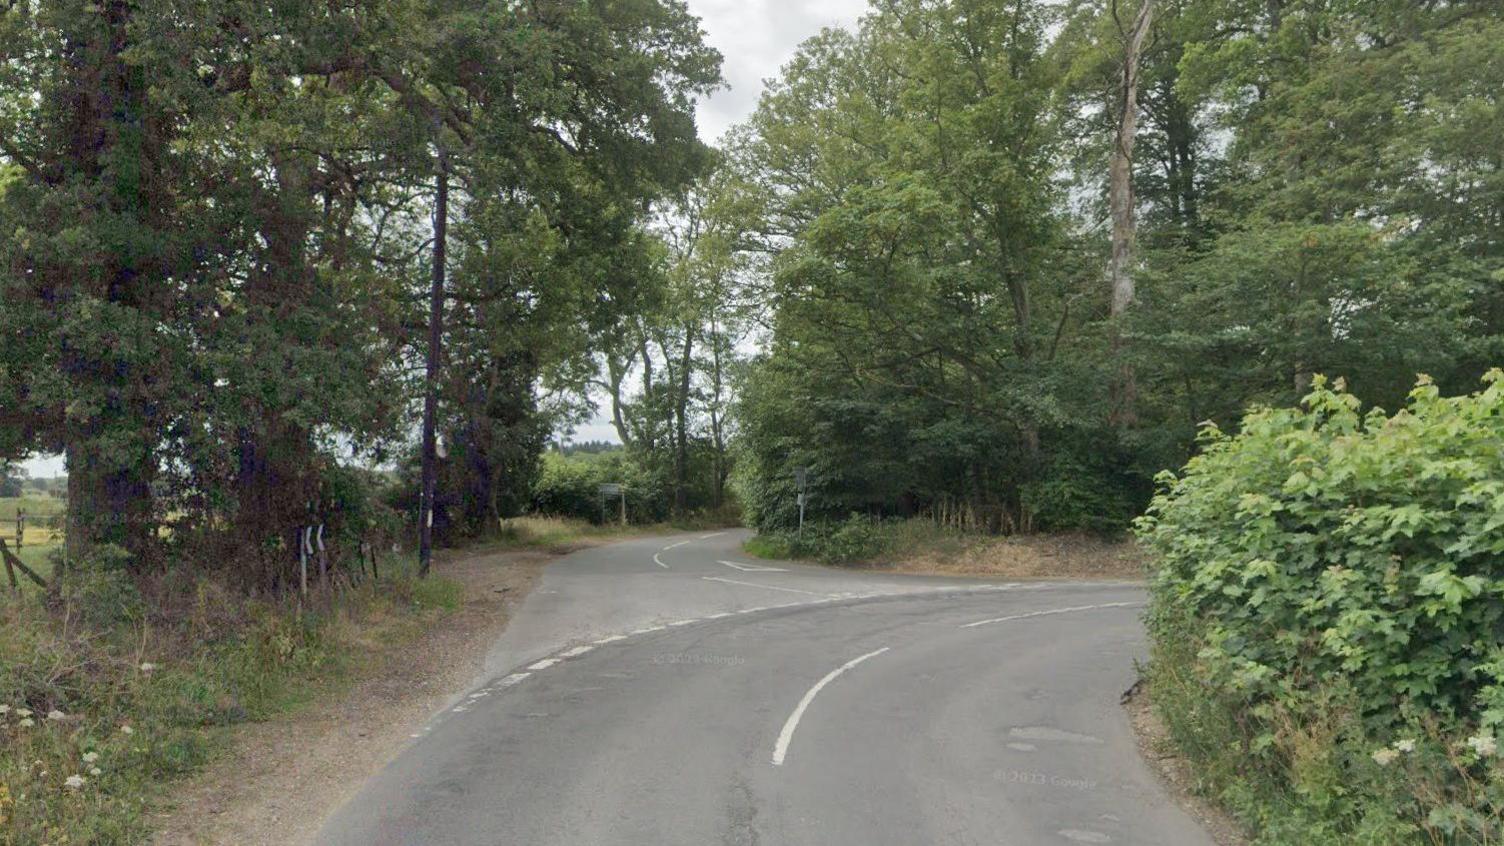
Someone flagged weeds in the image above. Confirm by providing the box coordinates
[0,554,461,845]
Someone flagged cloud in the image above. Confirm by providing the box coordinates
[688,0,869,143]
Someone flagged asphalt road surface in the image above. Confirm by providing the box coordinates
[318,530,1214,846]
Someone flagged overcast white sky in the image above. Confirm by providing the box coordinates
[18,0,869,475]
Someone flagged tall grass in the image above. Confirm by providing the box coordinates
[0,555,461,844]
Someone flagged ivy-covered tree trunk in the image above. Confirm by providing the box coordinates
[59,0,169,565]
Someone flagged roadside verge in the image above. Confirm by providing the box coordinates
[152,546,550,846]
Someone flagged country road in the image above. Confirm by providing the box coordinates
[317,531,1214,846]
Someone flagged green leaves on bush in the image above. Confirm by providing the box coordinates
[1138,371,1504,841]
[1140,372,1504,729]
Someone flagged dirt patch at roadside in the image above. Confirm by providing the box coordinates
[152,547,549,846]
[1123,682,1249,846]
[867,532,1148,581]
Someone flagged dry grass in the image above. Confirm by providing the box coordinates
[878,529,1148,580]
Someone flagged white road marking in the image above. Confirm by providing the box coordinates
[699,532,727,539]
[528,658,560,671]
[594,634,628,645]
[632,625,666,635]
[961,602,1143,629]
[653,552,669,568]
[719,559,787,572]
[561,645,595,658]
[702,576,829,597]
[772,646,891,766]
[667,619,698,626]
[500,672,530,686]
[665,540,692,550]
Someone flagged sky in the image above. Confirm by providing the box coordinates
[566,0,869,444]
[17,0,870,476]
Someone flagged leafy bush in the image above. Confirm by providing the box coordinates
[530,451,671,524]
[59,545,144,628]
[1138,372,1504,842]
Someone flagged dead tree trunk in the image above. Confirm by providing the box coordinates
[1108,0,1154,427]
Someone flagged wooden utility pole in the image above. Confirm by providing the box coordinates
[1108,0,1154,426]
[418,139,449,578]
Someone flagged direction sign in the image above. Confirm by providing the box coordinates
[599,483,623,497]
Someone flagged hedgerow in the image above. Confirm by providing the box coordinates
[1137,372,1504,843]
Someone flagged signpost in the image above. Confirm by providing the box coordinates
[599,483,626,526]
[793,467,810,539]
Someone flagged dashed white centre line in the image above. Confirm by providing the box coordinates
[772,646,891,766]
[560,645,595,658]
[528,658,560,671]
[961,602,1143,628]
[699,532,727,539]
[653,552,669,568]
[665,540,692,549]
[702,576,830,596]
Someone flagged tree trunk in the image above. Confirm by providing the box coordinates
[418,143,449,578]
[673,327,694,516]
[1108,0,1154,427]
[60,1,161,566]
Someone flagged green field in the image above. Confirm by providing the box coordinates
[0,495,64,590]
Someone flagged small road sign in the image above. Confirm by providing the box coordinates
[599,483,622,497]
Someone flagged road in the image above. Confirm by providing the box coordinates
[318,530,1214,846]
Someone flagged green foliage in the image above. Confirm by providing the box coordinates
[0,567,463,843]
[530,451,670,524]
[1138,372,1504,841]
[59,545,143,629]
[0,0,721,581]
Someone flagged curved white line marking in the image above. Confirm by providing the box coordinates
[772,647,890,766]
[700,532,727,539]
[653,552,669,568]
[719,559,787,572]
[664,540,691,550]
[702,576,829,596]
[961,602,1142,629]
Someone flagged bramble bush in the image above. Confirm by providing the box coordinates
[1138,372,1504,843]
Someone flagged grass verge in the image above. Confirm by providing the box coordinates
[476,514,737,552]
[0,554,460,844]
[745,516,1145,580]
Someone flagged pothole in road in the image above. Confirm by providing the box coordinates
[1009,726,1105,745]
[1058,829,1112,843]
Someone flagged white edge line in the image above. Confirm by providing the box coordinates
[594,634,628,645]
[561,645,595,658]
[500,672,530,686]
[665,540,692,550]
[719,559,787,572]
[702,576,826,596]
[772,647,891,766]
[961,602,1143,629]
[699,532,727,539]
[653,552,669,568]
[528,658,560,671]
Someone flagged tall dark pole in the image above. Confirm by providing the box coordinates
[418,141,448,578]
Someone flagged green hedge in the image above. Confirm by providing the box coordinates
[1137,372,1504,843]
